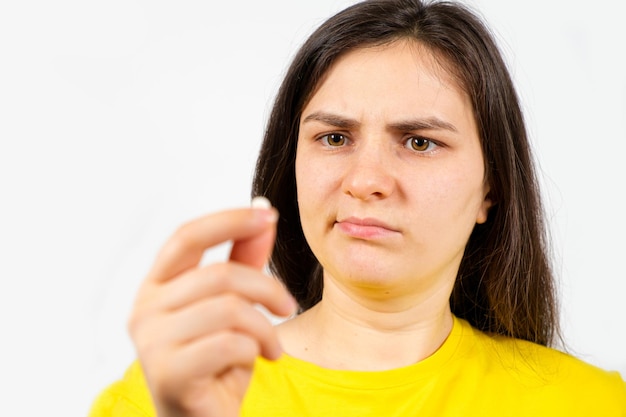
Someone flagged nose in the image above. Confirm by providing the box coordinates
[341,141,395,201]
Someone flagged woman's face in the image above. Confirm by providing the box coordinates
[295,40,491,300]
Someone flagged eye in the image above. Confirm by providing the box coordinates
[321,133,347,147]
[405,136,435,152]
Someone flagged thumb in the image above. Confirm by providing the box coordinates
[229,197,278,270]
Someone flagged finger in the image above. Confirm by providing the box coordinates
[148,206,278,283]
[153,262,295,318]
[169,331,259,385]
[148,332,258,410]
[228,221,276,271]
[229,197,277,269]
[132,295,282,362]
[166,294,282,359]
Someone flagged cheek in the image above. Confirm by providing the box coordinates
[295,152,320,220]
[295,151,334,203]
[295,155,325,249]
[295,153,310,204]
[414,166,486,221]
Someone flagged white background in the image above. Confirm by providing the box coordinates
[1,0,624,415]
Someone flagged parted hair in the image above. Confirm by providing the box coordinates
[252,0,559,347]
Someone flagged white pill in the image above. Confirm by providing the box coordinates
[251,196,272,209]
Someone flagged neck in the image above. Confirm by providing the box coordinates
[278,277,454,371]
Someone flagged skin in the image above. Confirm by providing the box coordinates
[128,39,491,416]
[279,40,492,371]
[129,207,295,417]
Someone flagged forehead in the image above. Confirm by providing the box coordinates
[302,39,472,120]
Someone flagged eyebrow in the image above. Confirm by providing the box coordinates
[302,111,359,129]
[301,111,458,133]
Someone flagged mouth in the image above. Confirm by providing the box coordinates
[334,216,400,239]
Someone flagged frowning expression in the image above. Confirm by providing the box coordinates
[295,40,492,298]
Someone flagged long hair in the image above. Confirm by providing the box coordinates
[252,0,559,347]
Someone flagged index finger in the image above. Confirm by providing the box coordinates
[147,206,278,283]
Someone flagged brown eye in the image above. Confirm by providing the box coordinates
[407,137,432,152]
[323,133,346,147]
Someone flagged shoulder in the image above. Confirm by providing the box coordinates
[459,319,626,413]
[88,361,156,417]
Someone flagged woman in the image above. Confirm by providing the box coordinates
[90,0,626,416]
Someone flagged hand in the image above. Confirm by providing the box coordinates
[128,203,296,417]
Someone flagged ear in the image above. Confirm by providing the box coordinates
[476,185,493,225]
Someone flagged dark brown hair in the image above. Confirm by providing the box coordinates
[252,0,559,347]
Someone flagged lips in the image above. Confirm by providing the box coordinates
[334,216,399,239]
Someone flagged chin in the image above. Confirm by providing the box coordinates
[328,264,408,290]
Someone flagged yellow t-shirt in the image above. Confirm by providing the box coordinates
[90,317,626,416]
